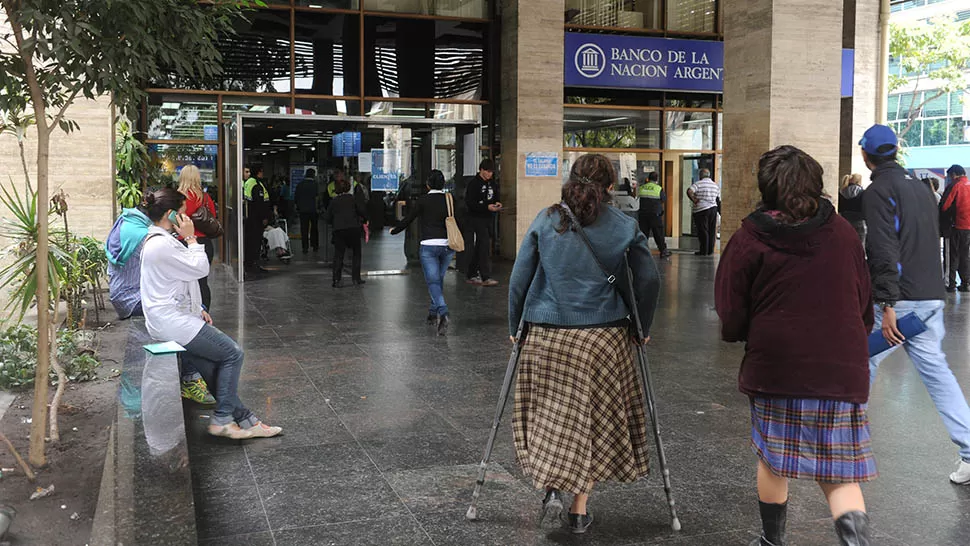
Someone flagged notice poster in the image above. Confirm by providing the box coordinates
[525,153,559,177]
[371,149,401,192]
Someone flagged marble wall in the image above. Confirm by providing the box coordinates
[498,0,566,259]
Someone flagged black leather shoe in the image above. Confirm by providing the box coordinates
[537,489,562,528]
[436,314,450,335]
[834,511,871,546]
[426,314,438,325]
[332,280,343,288]
[353,278,366,286]
[568,512,593,534]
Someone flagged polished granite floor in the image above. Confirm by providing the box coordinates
[185,233,970,546]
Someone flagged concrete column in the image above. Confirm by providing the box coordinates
[498,0,565,259]
[721,0,846,242]
[851,0,883,178]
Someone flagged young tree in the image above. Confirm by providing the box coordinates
[0,0,262,467]
[889,17,970,143]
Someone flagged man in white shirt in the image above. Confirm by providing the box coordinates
[687,169,720,256]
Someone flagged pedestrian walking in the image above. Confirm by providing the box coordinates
[391,170,456,334]
[462,159,502,286]
[716,146,875,546]
[508,153,660,534]
[295,168,320,254]
[637,172,671,257]
[838,173,867,245]
[140,188,281,439]
[686,169,719,256]
[325,176,368,288]
[860,125,970,485]
[941,165,970,293]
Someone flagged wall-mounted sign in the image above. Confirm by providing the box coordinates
[565,33,724,93]
[371,149,400,192]
[841,49,855,98]
[525,153,560,178]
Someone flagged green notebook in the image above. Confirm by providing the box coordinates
[143,341,186,354]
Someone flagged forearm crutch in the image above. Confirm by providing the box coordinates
[626,261,682,532]
[466,318,527,521]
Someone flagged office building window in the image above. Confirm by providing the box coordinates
[564,0,662,30]
[564,107,662,150]
[667,0,716,33]
[362,0,488,18]
[889,90,968,147]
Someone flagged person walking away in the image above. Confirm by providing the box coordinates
[838,173,867,245]
[391,170,455,334]
[295,168,320,254]
[325,176,368,288]
[463,159,502,286]
[686,169,720,256]
[941,165,970,292]
[179,165,218,311]
[243,166,271,271]
[716,146,876,546]
[923,177,942,204]
[140,188,280,439]
[509,153,660,534]
[637,172,671,258]
[860,125,970,485]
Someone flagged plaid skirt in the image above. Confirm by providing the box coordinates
[751,397,878,484]
[512,325,650,495]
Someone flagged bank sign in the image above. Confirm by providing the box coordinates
[565,32,724,93]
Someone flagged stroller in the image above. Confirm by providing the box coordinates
[261,213,293,264]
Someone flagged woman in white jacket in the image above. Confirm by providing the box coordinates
[140,188,281,440]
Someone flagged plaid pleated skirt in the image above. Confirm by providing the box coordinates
[512,325,650,495]
[751,397,878,483]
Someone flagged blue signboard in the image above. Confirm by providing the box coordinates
[371,149,400,192]
[841,49,855,98]
[525,153,559,177]
[203,125,219,156]
[333,131,362,157]
[565,32,724,93]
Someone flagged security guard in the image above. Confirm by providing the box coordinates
[637,172,671,258]
[243,166,270,270]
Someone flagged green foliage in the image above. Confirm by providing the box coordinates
[59,235,107,329]
[889,18,970,140]
[0,0,267,124]
[115,119,147,209]
[0,324,101,390]
[0,179,67,321]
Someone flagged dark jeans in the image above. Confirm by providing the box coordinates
[243,217,262,267]
[420,244,456,316]
[198,237,214,311]
[639,213,667,253]
[300,213,319,252]
[333,227,362,283]
[462,215,493,281]
[949,230,970,287]
[181,324,254,427]
[693,207,718,255]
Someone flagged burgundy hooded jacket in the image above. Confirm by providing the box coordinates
[714,200,874,403]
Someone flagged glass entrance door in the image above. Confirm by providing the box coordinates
[223,116,243,281]
[678,153,715,236]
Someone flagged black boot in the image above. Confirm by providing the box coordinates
[834,511,871,546]
[749,500,787,546]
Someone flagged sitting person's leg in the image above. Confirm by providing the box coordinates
[182,324,281,439]
[178,358,215,405]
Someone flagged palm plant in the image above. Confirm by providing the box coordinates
[115,119,148,209]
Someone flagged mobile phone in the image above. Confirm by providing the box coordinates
[168,211,180,225]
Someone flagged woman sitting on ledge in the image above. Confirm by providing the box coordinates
[139,187,282,440]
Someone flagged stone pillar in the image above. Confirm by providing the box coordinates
[721,0,846,242]
[850,0,883,178]
[498,0,565,259]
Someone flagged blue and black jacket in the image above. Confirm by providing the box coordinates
[862,162,946,304]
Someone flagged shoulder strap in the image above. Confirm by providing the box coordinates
[560,205,615,285]
[445,192,455,218]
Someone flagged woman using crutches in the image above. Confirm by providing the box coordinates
[507,153,661,534]
[715,146,876,546]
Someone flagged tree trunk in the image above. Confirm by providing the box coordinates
[48,298,65,443]
[29,121,51,467]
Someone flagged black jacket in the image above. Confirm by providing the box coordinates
[325,193,367,231]
[464,174,498,218]
[294,178,318,215]
[390,191,450,240]
[862,162,946,304]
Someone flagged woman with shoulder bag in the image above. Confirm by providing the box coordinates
[178,165,220,311]
[391,170,459,334]
[508,153,661,534]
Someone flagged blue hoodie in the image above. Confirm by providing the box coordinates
[105,208,152,266]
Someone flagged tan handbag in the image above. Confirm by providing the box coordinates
[445,193,465,252]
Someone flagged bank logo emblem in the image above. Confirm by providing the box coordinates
[575,43,606,78]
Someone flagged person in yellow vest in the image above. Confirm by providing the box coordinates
[637,172,671,258]
[243,166,270,270]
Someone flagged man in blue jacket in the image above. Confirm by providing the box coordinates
[861,124,970,485]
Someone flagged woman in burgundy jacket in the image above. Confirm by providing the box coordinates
[715,146,875,546]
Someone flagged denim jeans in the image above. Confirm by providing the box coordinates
[871,300,970,461]
[420,244,455,316]
[182,324,255,427]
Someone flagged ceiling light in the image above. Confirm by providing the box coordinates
[273,138,283,141]
[161,102,181,110]
[287,134,300,138]
[249,105,271,112]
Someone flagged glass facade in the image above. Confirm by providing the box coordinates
[889,90,969,147]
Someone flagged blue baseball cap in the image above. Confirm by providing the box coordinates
[859,124,899,156]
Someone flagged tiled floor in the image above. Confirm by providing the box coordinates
[186,233,970,545]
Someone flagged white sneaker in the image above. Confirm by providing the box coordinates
[949,460,970,484]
